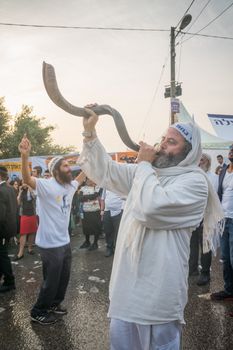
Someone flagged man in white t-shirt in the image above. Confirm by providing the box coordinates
[18,135,85,325]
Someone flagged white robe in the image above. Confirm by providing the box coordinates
[78,138,208,325]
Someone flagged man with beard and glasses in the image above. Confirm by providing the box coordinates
[77,106,224,350]
[18,135,86,325]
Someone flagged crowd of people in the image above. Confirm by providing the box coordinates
[0,114,233,349]
[1,165,124,257]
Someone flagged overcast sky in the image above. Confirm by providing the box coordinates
[1,0,233,152]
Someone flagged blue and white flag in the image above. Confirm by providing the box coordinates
[208,114,233,141]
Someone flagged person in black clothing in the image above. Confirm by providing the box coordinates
[0,166,18,293]
[216,154,227,169]
[10,179,21,236]
[79,178,102,251]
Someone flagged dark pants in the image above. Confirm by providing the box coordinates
[189,225,212,275]
[82,211,102,243]
[104,211,122,250]
[220,218,233,294]
[31,243,71,316]
[0,239,15,286]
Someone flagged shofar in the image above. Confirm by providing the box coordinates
[42,62,139,152]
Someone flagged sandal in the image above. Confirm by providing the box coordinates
[13,255,24,261]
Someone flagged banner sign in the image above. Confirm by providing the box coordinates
[0,151,138,180]
[208,114,233,141]
[0,161,32,180]
[171,98,180,113]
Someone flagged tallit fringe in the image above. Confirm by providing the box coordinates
[203,218,225,254]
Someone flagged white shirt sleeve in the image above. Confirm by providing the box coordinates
[35,178,52,198]
[71,180,79,192]
[131,162,208,230]
[78,138,137,197]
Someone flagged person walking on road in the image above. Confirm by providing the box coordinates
[18,135,86,325]
[0,166,17,293]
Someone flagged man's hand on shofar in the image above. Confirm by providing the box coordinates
[83,104,99,132]
[18,134,31,156]
[136,141,157,164]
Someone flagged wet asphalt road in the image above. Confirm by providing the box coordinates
[1,229,233,350]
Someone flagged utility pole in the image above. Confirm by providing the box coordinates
[170,26,176,125]
[165,14,192,125]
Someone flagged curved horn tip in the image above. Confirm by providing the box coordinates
[43,61,53,69]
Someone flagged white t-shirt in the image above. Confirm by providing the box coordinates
[102,189,124,217]
[35,178,79,248]
[222,172,233,219]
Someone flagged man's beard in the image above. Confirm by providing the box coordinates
[152,151,186,168]
[58,170,72,184]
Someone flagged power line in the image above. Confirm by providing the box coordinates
[186,0,212,31]
[1,20,232,41]
[176,1,212,83]
[0,22,169,32]
[137,46,170,140]
[180,1,233,44]
[175,0,196,29]
[176,40,183,82]
[195,1,233,33]
[179,31,233,41]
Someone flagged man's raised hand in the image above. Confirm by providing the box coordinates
[83,104,99,132]
[18,134,31,156]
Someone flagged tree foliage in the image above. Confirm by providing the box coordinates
[0,98,75,159]
[0,97,11,154]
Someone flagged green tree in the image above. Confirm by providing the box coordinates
[0,97,11,154]
[0,102,75,159]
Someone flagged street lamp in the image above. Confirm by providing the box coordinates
[169,14,192,125]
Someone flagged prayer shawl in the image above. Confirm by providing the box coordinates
[78,122,224,325]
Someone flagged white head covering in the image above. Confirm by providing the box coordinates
[201,153,212,171]
[48,156,64,175]
[170,122,193,143]
[201,153,211,163]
